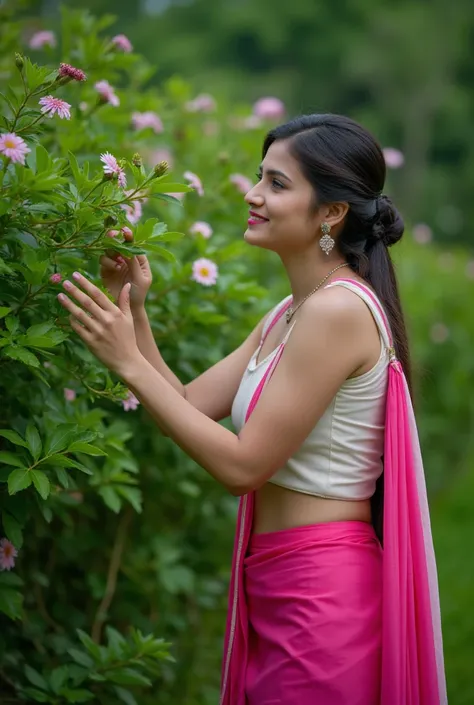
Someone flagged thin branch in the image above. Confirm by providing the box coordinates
[91,506,133,643]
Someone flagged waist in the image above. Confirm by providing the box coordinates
[253,481,372,534]
[248,519,379,553]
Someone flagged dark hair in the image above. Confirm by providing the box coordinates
[263,113,412,396]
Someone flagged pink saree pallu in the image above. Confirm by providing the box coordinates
[220,280,447,705]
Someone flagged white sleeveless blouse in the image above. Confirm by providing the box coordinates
[231,281,391,500]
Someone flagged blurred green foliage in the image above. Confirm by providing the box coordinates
[0,2,473,704]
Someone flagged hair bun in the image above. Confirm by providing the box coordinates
[374,194,404,247]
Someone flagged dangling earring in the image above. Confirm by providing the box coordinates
[320,222,335,255]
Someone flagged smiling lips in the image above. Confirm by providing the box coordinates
[248,211,269,226]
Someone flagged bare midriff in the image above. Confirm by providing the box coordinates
[253,481,372,534]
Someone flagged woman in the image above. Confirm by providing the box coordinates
[57,114,447,704]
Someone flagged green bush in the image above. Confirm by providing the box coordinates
[0,4,473,704]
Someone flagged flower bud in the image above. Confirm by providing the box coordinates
[132,152,142,167]
[153,160,169,177]
[15,53,24,71]
[106,229,119,238]
[121,226,133,238]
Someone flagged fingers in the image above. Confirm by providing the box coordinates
[57,292,99,333]
[63,273,118,315]
[100,255,124,272]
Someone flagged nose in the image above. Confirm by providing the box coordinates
[244,183,264,207]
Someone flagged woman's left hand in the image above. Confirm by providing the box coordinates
[57,272,142,378]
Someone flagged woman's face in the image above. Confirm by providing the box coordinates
[243,139,323,254]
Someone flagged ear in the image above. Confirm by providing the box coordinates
[323,201,349,229]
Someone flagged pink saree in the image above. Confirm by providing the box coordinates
[220,280,447,705]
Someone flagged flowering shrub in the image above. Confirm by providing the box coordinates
[0,4,473,704]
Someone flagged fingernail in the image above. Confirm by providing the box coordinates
[115,263,122,270]
[63,280,72,290]
[57,293,66,301]
[72,272,81,280]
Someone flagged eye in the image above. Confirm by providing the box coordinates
[271,178,284,189]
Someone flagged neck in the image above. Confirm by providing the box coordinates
[280,245,349,307]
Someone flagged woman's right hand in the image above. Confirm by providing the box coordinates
[99,229,152,310]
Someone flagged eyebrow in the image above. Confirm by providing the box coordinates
[258,166,293,183]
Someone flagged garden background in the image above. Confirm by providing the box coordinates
[0,0,473,703]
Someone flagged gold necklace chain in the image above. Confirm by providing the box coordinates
[285,262,351,324]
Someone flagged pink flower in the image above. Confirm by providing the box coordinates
[50,273,62,284]
[39,96,71,120]
[147,148,173,169]
[58,63,87,82]
[229,173,252,195]
[131,111,163,133]
[29,30,56,50]
[121,226,133,238]
[185,93,216,113]
[100,152,127,188]
[112,34,133,53]
[190,221,213,239]
[121,189,146,224]
[0,132,30,165]
[95,80,120,107]
[253,97,285,120]
[191,258,219,286]
[412,223,432,245]
[106,229,119,238]
[0,538,18,571]
[184,170,204,196]
[430,323,449,344]
[122,390,140,411]
[64,388,76,402]
[383,148,405,169]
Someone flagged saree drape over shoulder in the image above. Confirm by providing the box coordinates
[220,279,447,705]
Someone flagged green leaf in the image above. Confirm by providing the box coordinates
[31,470,50,500]
[26,322,55,337]
[107,668,152,687]
[116,485,142,513]
[26,424,42,461]
[55,466,69,488]
[114,686,138,705]
[153,231,184,243]
[0,307,11,319]
[24,665,48,691]
[0,451,25,467]
[5,316,19,334]
[35,144,51,174]
[49,665,69,695]
[20,335,63,349]
[151,182,191,193]
[0,587,23,620]
[3,345,41,368]
[98,486,122,513]
[44,424,78,455]
[67,649,94,669]
[2,512,23,549]
[77,629,102,660]
[68,442,107,456]
[146,244,177,263]
[8,468,32,494]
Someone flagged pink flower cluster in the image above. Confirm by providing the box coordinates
[122,390,140,411]
[112,34,133,53]
[131,111,164,133]
[29,30,56,49]
[39,96,71,120]
[59,63,87,82]
[0,538,18,571]
[95,80,119,107]
[230,173,252,195]
[100,152,127,188]
[190,221,213,239]
[252,97,285,121]
[192,258,218,286]
[50,273,62,284]
[0,132,30,165]
[186,94,216,113]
